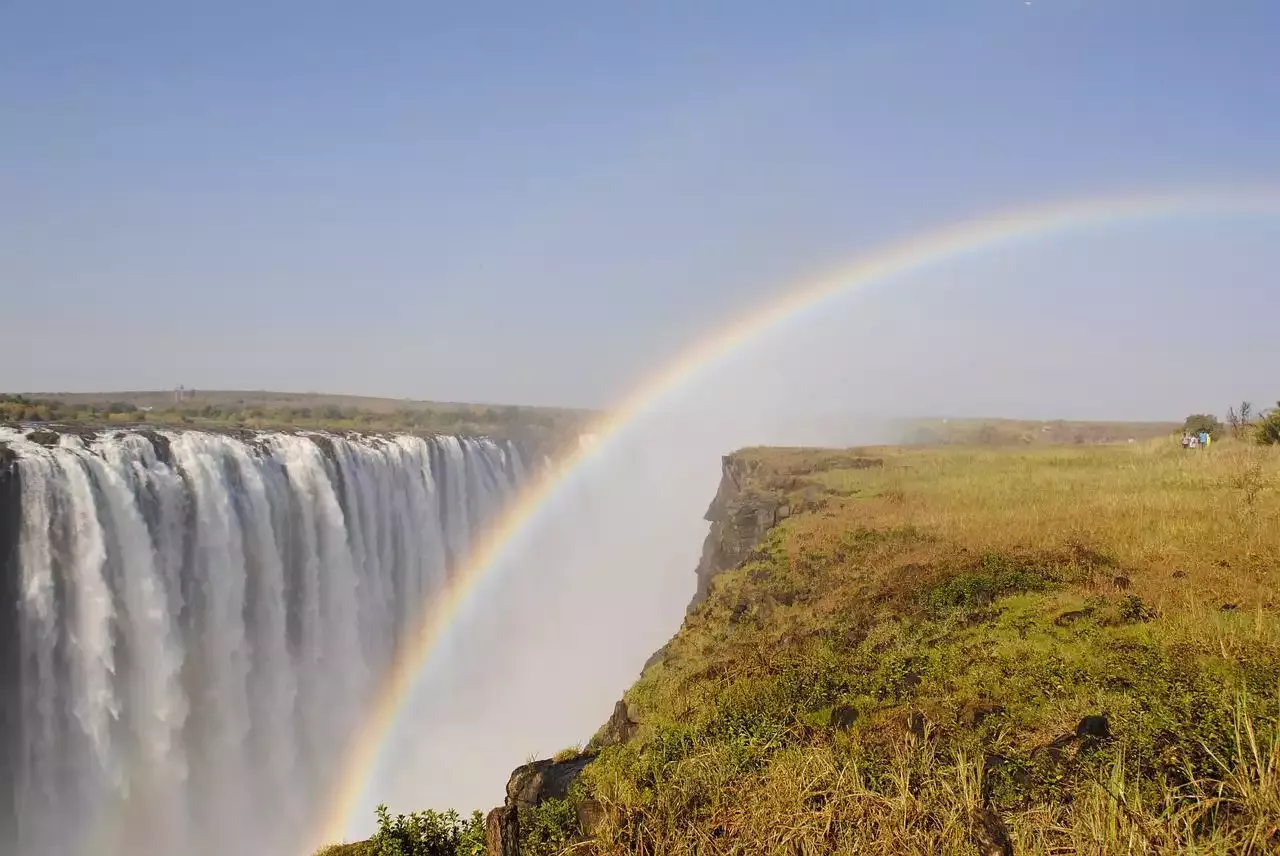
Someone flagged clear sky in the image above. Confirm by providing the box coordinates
[3,1,1278,413]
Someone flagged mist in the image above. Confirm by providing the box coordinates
[349,213,1280,840]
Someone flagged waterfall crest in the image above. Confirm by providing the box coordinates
[0,427,524,856]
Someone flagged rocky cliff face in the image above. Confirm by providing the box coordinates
[0,444,21,843]
[688,453,789,613]
[483,453,785,856]
[484,754,598,856]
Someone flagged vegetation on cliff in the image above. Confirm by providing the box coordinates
[574,441,1280,854]
[0,391,590,446]
[325,435,1280,855]
[314,805,487,856]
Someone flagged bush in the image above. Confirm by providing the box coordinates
[1182,413,1224,437]
[921,552,1055,614]
[365,803,485,856]
[1255,403,1280,445]
[520,798,578,856]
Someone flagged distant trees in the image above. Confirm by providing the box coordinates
[1211,399,1280,446]
[975,424,1001,446]
[0,395,62,424]
[1181,414,1224,437]
[0,392,589,449]
[1177,400,1280,446]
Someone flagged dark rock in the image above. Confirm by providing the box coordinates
[485,805,519,856]
[687,455,786,613]
[641,645,667,671]
[1076,715,1111,746]
[1053,609,1093,627]
[27,429,59,447]
[506,754,596,811]
[962,607,1001,627]
[309,433,336,460]
[960,701,1005,728]
[969,806,1015,856]
[590,699,638,750]
[830,704,858,731]
[842,626,869,650]
[1111,575,1131,590]
[980,754,1011,801]
[575,799,606,838]
[487,753,598,855]
[983,752,1009,772]
[139,430,172,464]
[1033,732,1076,766]
[900,669,923,692]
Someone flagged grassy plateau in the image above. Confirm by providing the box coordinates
[330,435,1280,855]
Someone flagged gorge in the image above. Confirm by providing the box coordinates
[0,426,528,856]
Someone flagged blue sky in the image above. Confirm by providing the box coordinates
[3,1,1278,413]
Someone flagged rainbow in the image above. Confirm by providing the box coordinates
[310,185,1280,850]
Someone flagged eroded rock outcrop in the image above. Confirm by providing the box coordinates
[589,699,639,751]
[485,753,598,856]
[689,453,788,612]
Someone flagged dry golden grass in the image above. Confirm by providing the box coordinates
[573,439,1280,855]
[800,439,1280,607]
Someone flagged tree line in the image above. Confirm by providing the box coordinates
[1183,399,1280,445]
[0,394,588,443]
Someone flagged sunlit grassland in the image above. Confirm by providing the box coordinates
[576,439,1280,855]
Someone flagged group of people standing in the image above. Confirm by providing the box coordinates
[1181,429,1213,450]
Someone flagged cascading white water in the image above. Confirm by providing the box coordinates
[0,427,525,856]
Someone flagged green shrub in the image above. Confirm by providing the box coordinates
[922,552,1055,614]
[365,803,485,856]
[1256,404,1280,445]
[519,798,577,856]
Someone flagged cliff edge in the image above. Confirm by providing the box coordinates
[0,444,21,843]
[472,442,1280,856]
[483,451,795,856]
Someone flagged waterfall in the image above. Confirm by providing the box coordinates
[0,427,525,856]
